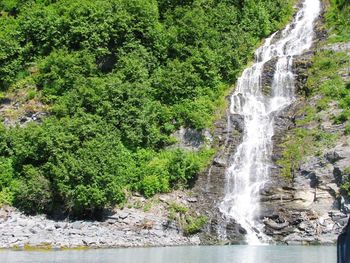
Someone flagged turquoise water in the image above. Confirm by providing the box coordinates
[0,245,336,263]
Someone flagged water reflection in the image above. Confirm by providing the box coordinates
[0,245,336,263]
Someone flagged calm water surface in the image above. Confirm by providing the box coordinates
[0,245,336,263]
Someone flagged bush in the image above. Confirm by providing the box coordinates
[0,157,13,189]
[334,110,350,124]
[139,175,169,198]
[167,201,207,235]
[13,165,52,214]
[183,215,208,235]
[0,0,295,216]
[345,124,350,135]
[36,50,97,98]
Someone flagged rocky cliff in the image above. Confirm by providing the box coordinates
[192,1,350,245]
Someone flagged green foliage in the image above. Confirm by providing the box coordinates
[340,167,350,197]
[278,128,337,180]
[169,202,189,215]
[334,110,350,124]
[0,0,294,216]
[0,0,294,129]
[183,215,208,235]
[13,165,52,214]
[0,157,13,188]
[278,1,350,181]
[277,129,312,180]
[325,0,350,43]
[167,201,207,235]
[134,148,213,198]
[139,175,169,198]
[344,124,350,135]
[0,157,16,205]
[36,50,97,98]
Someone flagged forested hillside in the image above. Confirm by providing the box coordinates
[0,0,293,217]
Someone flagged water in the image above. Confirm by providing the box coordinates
[219,0,321,244]
[0,245,336,263]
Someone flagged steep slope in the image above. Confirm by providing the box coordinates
[193,0,350,245]
[264,0,350,244]
[0,0,294,218]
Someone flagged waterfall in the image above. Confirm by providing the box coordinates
[219,0,321,244]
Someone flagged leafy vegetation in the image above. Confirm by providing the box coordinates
[277,127,337,180]
[0,0,294,216]
[168,202,207,235]
[325,0,350,43]
[277,0,350,180]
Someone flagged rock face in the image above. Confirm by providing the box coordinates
[191,109,246,244]
[260,38,350,245]
[192,3,350,245]
[171,126,212,152]
[191,43,322,246]
[260,148,350,244]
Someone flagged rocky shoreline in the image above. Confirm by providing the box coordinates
[0,195,200,250]
[0,203,341,250]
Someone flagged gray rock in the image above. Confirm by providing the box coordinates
[119,212,129,220]
[171,127,206,151]
[29,228,38,234]
[158,196,169,203]
[329,210,347,221]
[213,157,226,167]
[325,150,343,163]
[45,225,55,231]
[186,197,198,203]
[72,221,82,230]
[264,219,289,230]
[54,222,65,229]
[320,42,350,52]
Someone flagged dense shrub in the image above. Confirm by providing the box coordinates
[0,0,294,216]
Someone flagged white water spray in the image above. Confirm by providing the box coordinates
[219,0,321,244]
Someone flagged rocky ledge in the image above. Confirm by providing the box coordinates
[0,193,200,249]
[260,143,350,245]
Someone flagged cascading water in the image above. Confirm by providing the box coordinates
[219,0,321,244]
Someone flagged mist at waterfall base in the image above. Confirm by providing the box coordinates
[0,245,336,263]
[219,0,321,244]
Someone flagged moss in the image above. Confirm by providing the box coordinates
[23,244,53,251]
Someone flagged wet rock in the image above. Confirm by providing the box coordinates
[261,58,278,96]
[191,106,245,244]
[293,51,314,95]
[213,157,226,167]
[264,219,289,230]
[186,197,198,203]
